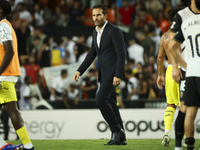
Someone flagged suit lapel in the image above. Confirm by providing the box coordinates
[94,30,99,53]
[99,23,109,52]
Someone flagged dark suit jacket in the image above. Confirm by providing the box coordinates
[77,22,126,82]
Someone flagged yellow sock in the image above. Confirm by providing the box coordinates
[16,126,31,145]
[164,107,175,131]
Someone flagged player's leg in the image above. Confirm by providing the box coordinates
[96,80,121,132]
[175,71,187,150]
[108,91,126,145]
[0,81,34,150]
[184,77,200,150]
[163,103,176,147]
[0,104,10,148]
[174,102,187,150]
[4,101,34,150]
[184,106,197,150]
[96,80,125,145]
[0,85,23,150]
[163,66,179,147]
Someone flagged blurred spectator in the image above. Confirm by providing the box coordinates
[126,18,142,41]
[16,2,32,24]
[75,35,87,61]
[147,56,157,72]
[15,20,30,57]
[51,38,65,66]
[24,56,40,84]
[135,72,149,99]
[171,0,181,7]
[66,36,76,64]
[28,36,40,63]
[43,5,55,26]
[117,0,135,26]
[14,0,24,8]
[50,69,68,101]
[27,27,47,53]
[64,83,80,108]
[81,68,98,100]
[127,38,144,65]
[54,6,66,26]
[38,36,53,67]
[163,0,173,19]
[145,0,163,19]
[134,62,143,78]
[19,76,37,109]
[86,34,92,47]
[33,3,44,27]
[78,46,89,62]
[138,8,153,27]
[135,31,155,63]
[51,0,68,13]
[157,10,170,33]
[19,57,27,85]
[145,64,158,99]
[67,0,85,26]
[116,87,126,108]
[148,24,161,57]
[9,0,15,11]
[124,59,136,72]
[125,69,139,100]
[132,0,143,20]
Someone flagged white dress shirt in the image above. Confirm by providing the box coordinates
[95,21,108,48]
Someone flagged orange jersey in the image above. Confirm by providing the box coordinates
[0,19,21,76]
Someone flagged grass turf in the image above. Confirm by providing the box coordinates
[8,139,200,150]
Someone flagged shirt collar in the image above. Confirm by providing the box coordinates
[95,20,108,33]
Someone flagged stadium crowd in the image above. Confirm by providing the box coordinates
[8,0,191,109]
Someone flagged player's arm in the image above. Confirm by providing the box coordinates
[169,28,186,83]
[0,41,14,75]
[156,36,165,89]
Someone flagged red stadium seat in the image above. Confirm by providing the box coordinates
[107,8,116,24]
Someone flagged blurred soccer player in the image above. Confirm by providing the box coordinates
[157,8,187,148]
[169,0,200,149]
[0,0,34,150]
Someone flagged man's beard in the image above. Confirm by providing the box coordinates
[95,19,105,27]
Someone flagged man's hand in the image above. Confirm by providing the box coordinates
[157,76,165,89]
[73,72,81,82]
[113,77,121,87]
[90,85,97,90]
[172,67,182,83]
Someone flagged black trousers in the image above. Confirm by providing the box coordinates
[96,80,124,132]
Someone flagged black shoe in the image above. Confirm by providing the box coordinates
[104,129,126,145]
[23,147,35,150]
[120,133,127,145]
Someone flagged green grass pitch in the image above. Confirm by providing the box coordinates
[8,139,200,150]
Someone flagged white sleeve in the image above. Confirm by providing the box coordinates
[0,22,12,42]
[51,78,58,89]
[23,86,31,97]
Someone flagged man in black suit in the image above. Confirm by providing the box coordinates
[73,4,126,145]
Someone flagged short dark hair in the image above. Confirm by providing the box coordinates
[69,83,76,89]
[148,24,155,33]
[125,69,132,75]
[168,7,184,22]
[0,0,11,17]
[92,4,107,15]
[56,38,63,46]
[24,76,31,84]
[195,0,200,11]
[34,36,40,41]
[88,68,96,73]
[128,59,135,64]
[61,69,67,76]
